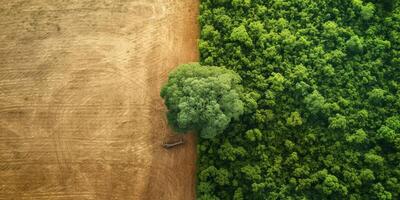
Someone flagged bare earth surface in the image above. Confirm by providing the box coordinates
[0,0,198,199]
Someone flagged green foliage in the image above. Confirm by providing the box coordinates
[245,128,262,141]
[197,0,400,199]
[346,36,364,54]
[232,0,251,8]
[304,90,326,115]
[230,25,253,47]
[161,63,244,139]
[287,111,303,127]
[329,114,348,130]
[346,129,368,143]
[361,3,376,20]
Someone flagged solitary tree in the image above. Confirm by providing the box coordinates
[160,63,244,139]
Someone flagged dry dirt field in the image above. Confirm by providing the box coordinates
[0,0,198,199]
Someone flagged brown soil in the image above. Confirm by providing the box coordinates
[0,0,198,199]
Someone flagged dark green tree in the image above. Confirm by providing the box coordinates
[161,63,244,138]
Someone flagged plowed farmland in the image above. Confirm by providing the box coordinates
[0,0,198,199]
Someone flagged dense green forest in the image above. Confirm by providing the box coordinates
[195,0,400,199]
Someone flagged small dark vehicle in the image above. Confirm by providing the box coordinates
[162,138,184,149]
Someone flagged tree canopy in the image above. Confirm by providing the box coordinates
[161,63,244,139]
[197,0,400,199]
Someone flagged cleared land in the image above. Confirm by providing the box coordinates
[0,0,198,199]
